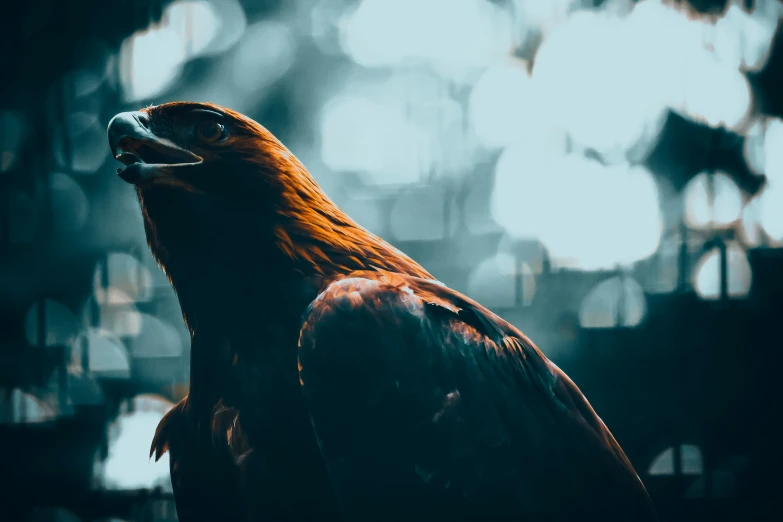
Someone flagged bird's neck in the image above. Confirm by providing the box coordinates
[268,161,432,279]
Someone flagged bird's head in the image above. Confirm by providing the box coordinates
[107,101,297,195]
[107,102,315,273]
[107,101,431,290]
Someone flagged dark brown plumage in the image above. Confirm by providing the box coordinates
[107,102,657,522]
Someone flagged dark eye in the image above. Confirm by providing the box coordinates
[194,120,227,143]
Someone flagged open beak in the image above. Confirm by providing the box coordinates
[107,111,202,184]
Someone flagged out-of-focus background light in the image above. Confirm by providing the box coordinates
[3,0,783,520]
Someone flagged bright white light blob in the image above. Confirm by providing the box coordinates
[103,410,173,491]
[744,119,767,174]
[753,183,783,243]
[515,0,588,36]
[532,9,668,157]
[93,253,154,304]
[128,314,184,358]
[579,275,646,328]
[490,130,569,237]
[321,72,473,183]
[320,96,430,185]
[119,27,186,102]
[677,52,751,130]
[308,0,347,55]
[467,253,536,309]
[24,299,80,347]
[493,152,662,270]
[166,1,220,58]
[683,171,743,229]
[232,20,296,93]
[0,389,56,424]
[74,329,132,377]
[692,241,752,299]
[763,119,783,185]
[649,444,704,476]
[469,60,542,149]
[339,0,513,82]
[194,0,247,56]
[739,195,764,247]
[712,0,783,73]
[49,173,89,233]
[622,0,751,131]
[118,0,246,101]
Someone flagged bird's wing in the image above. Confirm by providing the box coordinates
[297,273,657,521]
[151,397,247,522]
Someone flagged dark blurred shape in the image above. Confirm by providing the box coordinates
[0,1,169,99]
[646,112,765,195]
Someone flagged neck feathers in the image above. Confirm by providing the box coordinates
[265,143,433,279]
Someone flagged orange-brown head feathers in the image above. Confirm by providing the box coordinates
[107,101,432,290]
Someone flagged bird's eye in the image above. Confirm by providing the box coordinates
[194,120,227,143]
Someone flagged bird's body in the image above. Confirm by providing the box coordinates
[108,102,657,521]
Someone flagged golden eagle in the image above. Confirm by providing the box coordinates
[107,102,656,522]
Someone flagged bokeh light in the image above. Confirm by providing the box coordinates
[5,0,783,512]
[743,118,767,174]
[339,0,513,83]
[166,1,220,58]
[693,241,753,300]
[493,152,662,270]
[128,314,184,358]
[320,93,431,185]
[24,300,80,347]
[579,275,647,328]
[683,171,744,230]
[649,444,704,476]
[466,253,536,309]
[231,20,296,94]
[532,9,668,157]
[119,27,187,102]
[93,253,154,304]
[102,408,172,491]
[73,329,131,377]
[712,0,783,73]
[469,60,540,149]
[0,389,56,424]
[132,394,176,415]
[756,183,783,242]
[763,118,783,184]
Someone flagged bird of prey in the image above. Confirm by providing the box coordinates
[107,102,657,522]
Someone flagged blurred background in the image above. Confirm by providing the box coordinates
[1,0,782,520]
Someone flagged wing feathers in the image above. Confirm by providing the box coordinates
[298,273,656,521]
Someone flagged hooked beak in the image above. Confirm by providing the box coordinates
[107,111,202,184]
